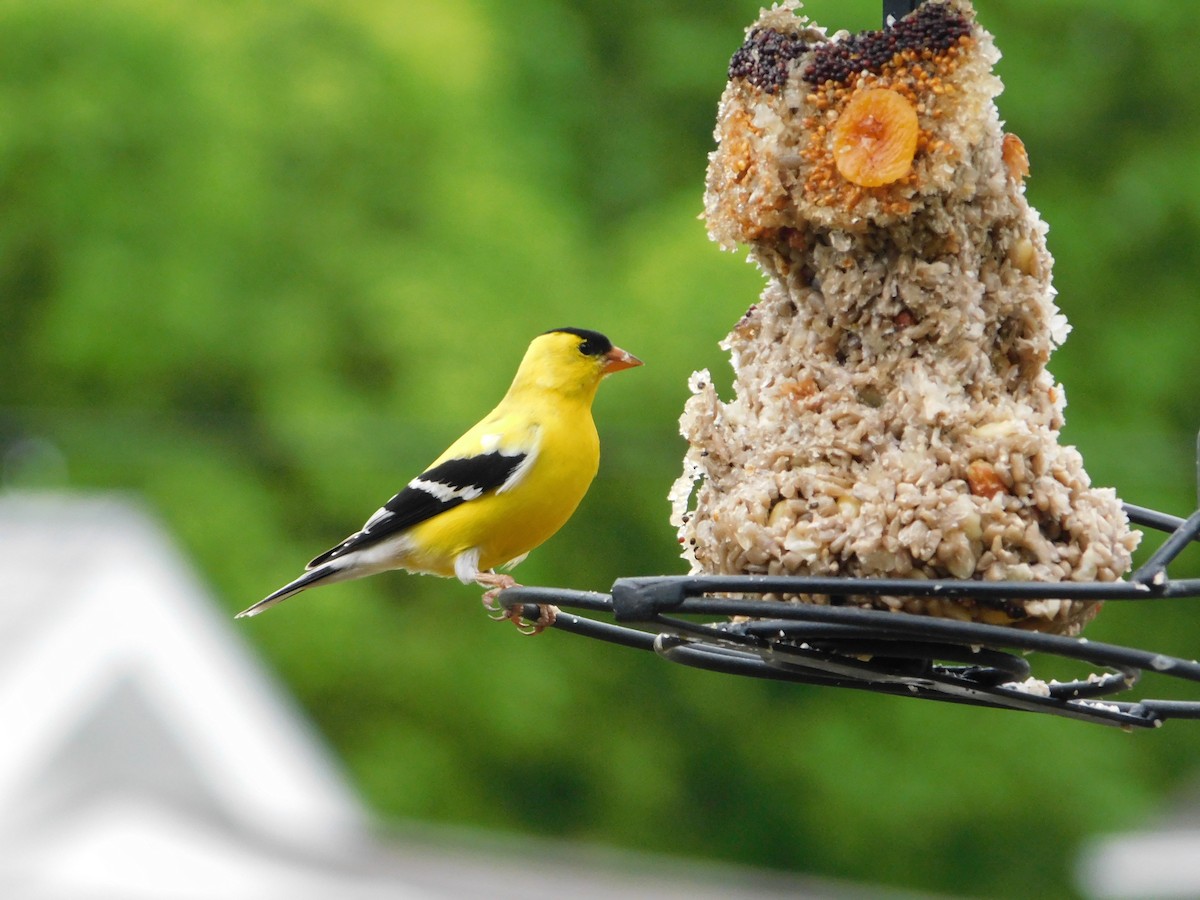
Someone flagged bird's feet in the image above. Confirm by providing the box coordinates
[478,572,518,622]
[477,573,557,635]
[510,602,559,636]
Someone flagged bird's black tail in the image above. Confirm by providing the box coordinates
[236,565,337,618]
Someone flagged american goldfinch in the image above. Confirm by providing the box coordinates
[238,327,641,628]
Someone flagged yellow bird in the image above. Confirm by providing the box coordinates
[238,328,641,628]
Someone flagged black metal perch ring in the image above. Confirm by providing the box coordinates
[496,503,1200,730]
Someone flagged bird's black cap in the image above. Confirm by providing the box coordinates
[544,327,613,357]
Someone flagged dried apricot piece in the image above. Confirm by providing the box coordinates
[831,88,919,187]
[966,459,1007,499]
[1002,132,1030,183]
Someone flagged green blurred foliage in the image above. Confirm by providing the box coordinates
[1,1,1198,896]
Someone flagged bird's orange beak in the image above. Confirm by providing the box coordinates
[603,346,643,374]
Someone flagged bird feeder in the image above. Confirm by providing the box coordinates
[497,0,1200,729]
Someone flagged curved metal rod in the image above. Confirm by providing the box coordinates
[650,634,1155,728]
[494,497,1200,728]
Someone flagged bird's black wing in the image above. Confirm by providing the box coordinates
[307,451,528,568]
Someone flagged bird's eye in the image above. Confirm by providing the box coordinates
[578,340,595,355]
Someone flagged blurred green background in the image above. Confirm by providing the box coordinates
[2,0,1198,896]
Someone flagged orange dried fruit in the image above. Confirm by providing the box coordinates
[1002,132,1030,182]
[966,460,1007,499]
[831,88,919,187]
[780,376,819,402]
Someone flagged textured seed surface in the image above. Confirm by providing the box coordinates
[687,0,1140,636]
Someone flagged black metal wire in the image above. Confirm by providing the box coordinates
[884,0,923,26]
[497,500,1200,729]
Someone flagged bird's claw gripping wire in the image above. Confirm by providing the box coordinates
[513,603,559,636]
[481,586,558,636]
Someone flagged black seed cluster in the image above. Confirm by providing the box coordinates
[728,28,810,94]
[802,2,972,86]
